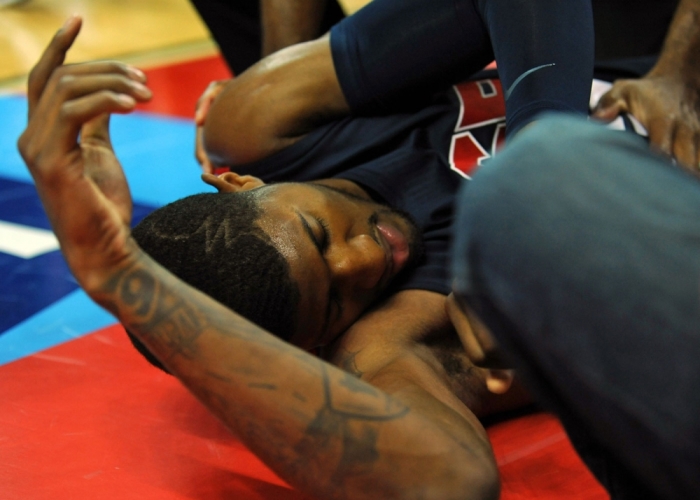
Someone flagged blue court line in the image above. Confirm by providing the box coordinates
[0,288,115,366]
[0,94,215,206]
[0,94,215,365]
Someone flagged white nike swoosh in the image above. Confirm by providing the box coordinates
[505,63,556,100]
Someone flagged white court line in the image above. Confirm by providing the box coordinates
[0,220,59,258]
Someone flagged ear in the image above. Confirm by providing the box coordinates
[485,369,514,395]
[201,171,266,193]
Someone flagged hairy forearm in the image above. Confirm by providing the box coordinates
[650,0,700,83]
[91,250,497,500]
[261,0,329,56]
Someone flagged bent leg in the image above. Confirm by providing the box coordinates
[330,0,592,136]
[452,115,700,499]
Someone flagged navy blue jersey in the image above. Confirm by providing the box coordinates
[233,70,645,298]
[236,75,513,296]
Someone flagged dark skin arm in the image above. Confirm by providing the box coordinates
[261,0,331,57]
[200,35,348,168]
[20,19,499,500]
[595,0,700,169]
[195,1,339,173]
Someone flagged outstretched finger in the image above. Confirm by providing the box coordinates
[47,60,147,85]
[28,15,82,118]
[49,73,152,106]
[52,92,138,157]
[647,118,675,158]
[672,123,699,170]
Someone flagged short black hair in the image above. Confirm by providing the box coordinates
[127,191,300,372]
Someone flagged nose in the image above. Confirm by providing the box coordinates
[328,233,386,292]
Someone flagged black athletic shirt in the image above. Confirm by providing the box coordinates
[235,74,515,297]
[231,59,648,297]
[231,0,643,297]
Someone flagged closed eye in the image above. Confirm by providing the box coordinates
[315,217,344,330]
[315,216,331,254]
[295,211,341,338]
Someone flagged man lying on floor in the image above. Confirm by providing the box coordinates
[133,0,694,498]
[18,0,595,499]
[130,0,592,371]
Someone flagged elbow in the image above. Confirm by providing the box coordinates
[202,89,260,166]
[203,81,291,167]
[443,457,500,500]
[392,450,501,500]
[469,462,500,500]
[426,445,500,500]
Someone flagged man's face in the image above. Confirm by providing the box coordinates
[254,182,423,350]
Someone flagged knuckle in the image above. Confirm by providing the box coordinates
[57,103,72,121]
[17,135,40,167]
[105,61,129,75]
[16,133,31,159]
[97,89,121,105]
[55,73,77,92]
[27,65,41,87]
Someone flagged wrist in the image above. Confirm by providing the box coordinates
[74,236,142,301]
[647,0,700,85]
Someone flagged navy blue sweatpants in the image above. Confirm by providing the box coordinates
[452,115,700,499]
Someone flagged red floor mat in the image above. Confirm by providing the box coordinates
[135,55,232,119]
[1,324,299,500]
[0,324,606,499]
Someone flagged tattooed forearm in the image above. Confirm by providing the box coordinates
[100,261,209,362]
[97,256,287,363]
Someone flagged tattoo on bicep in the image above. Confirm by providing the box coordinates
[248,383,277,390]
[294,365,410,482]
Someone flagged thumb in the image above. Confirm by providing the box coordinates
[593,98,626,121]
[593,87,629,121]
[82,113,112,146]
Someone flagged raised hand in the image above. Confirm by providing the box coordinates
[194,79,230,173]
[594,75,700,170]
[17,16,153,291]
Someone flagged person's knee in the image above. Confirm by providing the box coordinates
[468,113,647,212]
[451,114,616,294]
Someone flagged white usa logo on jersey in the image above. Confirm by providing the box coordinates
[448,79,647,180]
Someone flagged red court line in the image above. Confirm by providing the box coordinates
[0,324,300,500]
[0,324,606,499]
[489,413,607,499]
[135,55,232,119]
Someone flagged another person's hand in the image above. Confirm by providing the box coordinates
[194,79,229,173]
[445,293,513,395]
[594,75,700,170]
[17,16,152,289]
